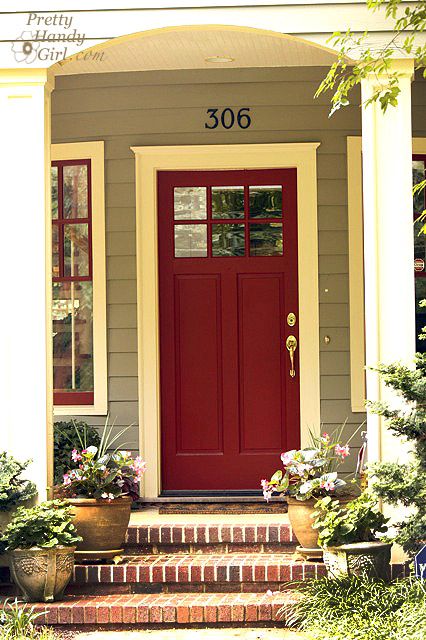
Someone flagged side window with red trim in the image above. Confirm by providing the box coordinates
[52,160,94,406]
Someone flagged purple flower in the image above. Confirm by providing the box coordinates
[71,449,82,462]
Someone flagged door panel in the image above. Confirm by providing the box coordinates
[175,274,223,453]
[158,168,300,492]
[238,274,285,453]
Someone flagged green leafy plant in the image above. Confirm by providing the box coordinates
[368,354,426,556]
[286,575,426,640]
[59,418,146,501]
[54,419,101,485]
[0,453,37,512]
[1,501,82,551]
[261,424,360,502]
[0,598,54,640]
[312,491,389,548]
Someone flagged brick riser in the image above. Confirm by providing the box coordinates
[125,523,296,548]
[33,592,297,626]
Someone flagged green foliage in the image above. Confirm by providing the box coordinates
[59,417,145,500]
[0,599,55,640]
[312,491,389,547]
[368,353,426,556]
[53,419,101,485]
[1,500,82,551]
[287,575,426,640]
[317,0,426,115]
[0,453,37,513]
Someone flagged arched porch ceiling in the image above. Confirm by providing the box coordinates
[54,25,340,76]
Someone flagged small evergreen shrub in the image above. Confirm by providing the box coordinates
[368,354,426,556]
[53,420,101,485]
[0,453,37,512]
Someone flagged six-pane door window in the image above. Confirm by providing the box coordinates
[51,160,94,405]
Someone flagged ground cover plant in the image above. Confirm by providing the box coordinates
[0,599,56,640]
[288,575,426,640]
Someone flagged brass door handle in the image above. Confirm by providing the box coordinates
[286,335,298,378]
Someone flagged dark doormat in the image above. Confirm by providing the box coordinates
[158,501,288,515]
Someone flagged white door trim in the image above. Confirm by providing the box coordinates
[132,142,321,499]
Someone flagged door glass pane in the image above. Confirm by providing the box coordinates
[51,166,58,219]
[174,224,207,257]
[212,187,244,219]
[212,223,245,256]
[63,164,88,219]
[414,218,426,264]
[52,225,60,277]
[249,185,282,218]
[413,160,425,215]
[416,278,426,352]
[249,223,283,256]
[64,224,89,277]
[174,187,207,220]
[52,281,94,393]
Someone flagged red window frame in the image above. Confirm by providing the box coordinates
[52,159,94,406]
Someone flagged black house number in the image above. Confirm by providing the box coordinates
[205,107,252,130]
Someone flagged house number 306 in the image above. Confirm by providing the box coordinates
[205,107,252,130]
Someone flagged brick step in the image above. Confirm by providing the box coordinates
[71,552,325,593]
[124,522,296,554]
[32,591,297,626]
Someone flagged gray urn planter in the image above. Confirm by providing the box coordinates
[323,541,392,581]
[9,546,75,602]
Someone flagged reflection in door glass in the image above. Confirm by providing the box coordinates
[212,187,244,219]
[212,224,245,256]
[413,161,425,215]
[174,224,207,257]
[174,187,207,220]
[249,223,283,256]
[249,186,282,218]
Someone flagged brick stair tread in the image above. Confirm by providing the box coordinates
[32,591,298,625]
[73,552,324,584]
[126,523,295,545]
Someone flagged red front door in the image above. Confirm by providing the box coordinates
[158,169,300,492]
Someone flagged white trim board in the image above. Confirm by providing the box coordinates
[347,136,426,413]
[132,142,321,499]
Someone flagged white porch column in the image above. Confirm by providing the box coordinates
[361,60,415,466]
[0,69,54,500]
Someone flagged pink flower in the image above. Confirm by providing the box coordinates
[281,450,296,466]
[63,473,71,486]
[321,433,330,443]
[71,449,82,462]
[261,479,273,502]
[320,478,335,491]
[133,456,147,478]
[335,444,350,458]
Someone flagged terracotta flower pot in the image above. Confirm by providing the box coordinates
[67,496,132,560]
[9,546,75,602]
[323,541,393,581]
[287,495,353,559]
[287,497,321,558]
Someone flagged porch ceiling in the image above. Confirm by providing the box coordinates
[55,27,338,76]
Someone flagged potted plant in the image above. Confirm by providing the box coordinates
[1,501,81,602]
[312,491,392,580]
[261,429,359,558]
[0,453,37,568]
[58,419,147,560]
